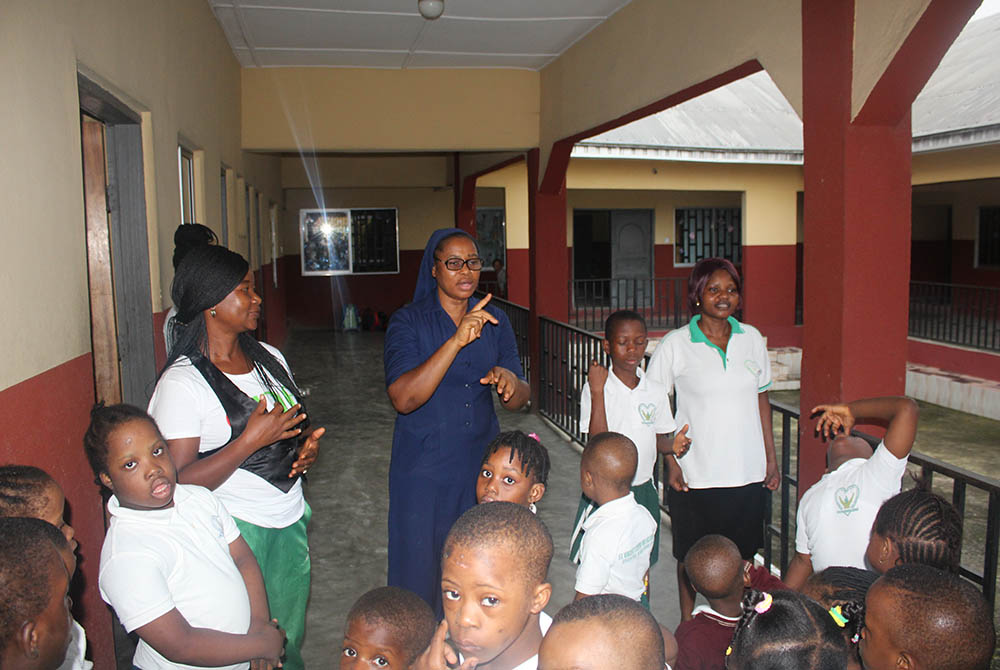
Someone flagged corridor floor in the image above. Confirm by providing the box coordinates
[283,329,683,667]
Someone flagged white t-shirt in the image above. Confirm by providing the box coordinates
[57,619,92,670]
[99,485,252,670]
[795,441,907,571]
[458,612,552,670]
[580,367,677,486]
[645,317,772,489]
[575,492,657,600]
[148,343,304,528]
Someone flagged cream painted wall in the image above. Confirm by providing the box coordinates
[912,145,1000,186]
[0,0,282,390]
[478,162,529,250]
[538,0,803,174]
[567,159,802,246]
[283,187,453,255]
[281,155,449,189]
[476,188,505,208]
[243,69,540,152]
[852,0,931,119]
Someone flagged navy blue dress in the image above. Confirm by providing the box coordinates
[383,291,524,612]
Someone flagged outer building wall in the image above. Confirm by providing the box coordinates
[0,2,282,666]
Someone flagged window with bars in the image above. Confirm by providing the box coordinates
[675,207,742,265]
[351,209,399,273]
[977,206,1000,267]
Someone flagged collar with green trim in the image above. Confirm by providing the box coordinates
[687,315,744,367]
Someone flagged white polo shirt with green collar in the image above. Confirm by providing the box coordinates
[646,316,772,489]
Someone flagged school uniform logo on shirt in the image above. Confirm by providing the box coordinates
[211,516,225,539]
[744,359,762,379]
[835,484,860,516]
[254,388,295,412]
[637,403,657,425]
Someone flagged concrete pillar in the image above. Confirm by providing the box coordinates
[798,0,978,492]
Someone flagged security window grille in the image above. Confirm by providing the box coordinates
[178,147,196,225]
[978,207,1000,267]
[351,209,399,273]
[675,208,742,265]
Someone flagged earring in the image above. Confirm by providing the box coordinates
[696,300,701,306]
[210,309,217,317]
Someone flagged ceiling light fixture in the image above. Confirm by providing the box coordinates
[417,0,444,20]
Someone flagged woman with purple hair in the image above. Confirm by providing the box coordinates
[646,257,779,620]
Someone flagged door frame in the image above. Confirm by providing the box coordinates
[79,73,157,407]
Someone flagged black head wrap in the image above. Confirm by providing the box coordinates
[172,245,248,325]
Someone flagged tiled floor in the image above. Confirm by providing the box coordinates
[283,329,683,668]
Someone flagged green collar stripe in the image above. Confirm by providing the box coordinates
[687,315,744,367]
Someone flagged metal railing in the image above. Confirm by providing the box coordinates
[571,277,689,332]
[475,291,530,383]
[909,281,1000,351]
[537,314,1000,612]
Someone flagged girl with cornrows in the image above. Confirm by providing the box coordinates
[148,244,324,670]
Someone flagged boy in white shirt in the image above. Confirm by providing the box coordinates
[574,433,658,605]
[574,311,690,602]
[784,396,918,589]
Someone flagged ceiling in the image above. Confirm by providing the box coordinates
[208,0,633,70]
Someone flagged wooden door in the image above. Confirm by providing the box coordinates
[81,114,122,404]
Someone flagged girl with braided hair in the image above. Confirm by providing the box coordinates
[865,487,962,574]
[726,589,860,670]
[476,430,550,511]
[148,244,325,670]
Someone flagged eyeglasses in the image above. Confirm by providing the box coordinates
[435,256,484,271]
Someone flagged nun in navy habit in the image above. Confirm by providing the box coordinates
[383,228,529,612]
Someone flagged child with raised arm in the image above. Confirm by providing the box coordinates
[573,311,690,601]
[784,396,919,589]
[84,404,284,670]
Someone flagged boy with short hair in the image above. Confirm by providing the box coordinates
[574,433,657,605]
[538,594,666,670]
[674,534,786,670]
[785,396,918,589]
[0,517,74,670]
[414,501,553,670]
[860,563,995,670]
[340,586,436,670]
[574,310,689,593]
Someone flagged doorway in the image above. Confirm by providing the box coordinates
[78,75,156,407]
[572,209,653,310]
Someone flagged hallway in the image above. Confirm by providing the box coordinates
[283,329,682,666]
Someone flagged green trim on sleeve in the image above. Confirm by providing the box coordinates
[759,381,773,392]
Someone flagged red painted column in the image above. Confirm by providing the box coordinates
[798,0,977,494]
[456,174,477,235]
[742,245,799,347]
[800,0,909,493]
[527,148,569,404]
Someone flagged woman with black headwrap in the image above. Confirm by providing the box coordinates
[148,245,323,670]
[383,228,529,612]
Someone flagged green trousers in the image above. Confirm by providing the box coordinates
[234,502,311,670]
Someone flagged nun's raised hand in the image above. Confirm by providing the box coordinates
[453,294,498,348]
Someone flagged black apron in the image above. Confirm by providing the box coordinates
[191,354,305,493]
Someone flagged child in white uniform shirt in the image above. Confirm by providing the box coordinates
[784,396,918,589]
[84,404,284,670]
[574,311,690,599]
[574,432,658,605]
